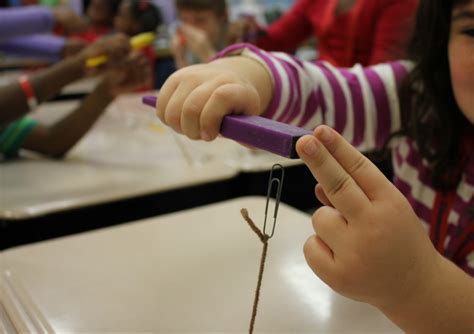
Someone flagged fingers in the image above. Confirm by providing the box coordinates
[313,126,396,201]
[157,67,260,141]
[315,184,332,207]
[157,71,182,122]
[312,206,348,252]
[296,129,370,220]
[104,34,131,64]
[200,83,260,140]
[180,82,218,140]
[303,235,335,284]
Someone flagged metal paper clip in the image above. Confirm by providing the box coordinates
[263,164,285,239]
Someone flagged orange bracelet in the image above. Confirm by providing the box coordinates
[18,75,38,110]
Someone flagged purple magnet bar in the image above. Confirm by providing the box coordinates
[142,96,312,159]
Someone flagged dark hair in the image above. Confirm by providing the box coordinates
[401,0,472,191]
[83,0,122,16]
[176,0,227,17]
[129,0,163,33]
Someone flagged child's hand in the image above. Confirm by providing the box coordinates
[170,30,188,69]
[178,24,216,62]
[296,125,441,311]
[79,33,131,69]
[227,16,261,44]
[62,39,86,58]
[101,52,152,97]
[157,57,272,141]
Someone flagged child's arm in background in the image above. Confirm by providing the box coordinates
[296,126,474,333]
[158,43,411,152]
[368,0,418,64]
[0,34,130,127]
[20,52,151,158]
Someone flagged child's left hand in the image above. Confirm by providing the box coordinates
[101,52,152,97]
[296,125,442,311]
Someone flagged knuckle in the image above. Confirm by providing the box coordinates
[164,110,180,127]
[212,86,233,101]
[182,100,202,118]
[312,206,329,224]
[327,174,352,197]
[347,154,368,176]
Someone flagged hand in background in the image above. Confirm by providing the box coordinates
[79,33,131,72]
[101,52,152,97]
[178,24,216,63]
[227,16,261,45]
[170,29,188,69]
[62,39,86,58]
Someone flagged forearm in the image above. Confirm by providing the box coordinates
[380,255,474,333]
[23,82,114,158]
[0,54,85,127]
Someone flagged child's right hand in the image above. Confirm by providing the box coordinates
[79,34,131,70]
[156,57,273,141]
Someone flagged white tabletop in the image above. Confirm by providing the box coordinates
[0,197,400,333]
[1,92,305,220]
[0,94,237,219]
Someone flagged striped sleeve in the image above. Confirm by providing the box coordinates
[214,43,413,152]
[0,117,38,158]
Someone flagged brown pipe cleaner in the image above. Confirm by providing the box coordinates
[241,208,270,334]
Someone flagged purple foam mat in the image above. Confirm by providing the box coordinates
[142,96,312,159]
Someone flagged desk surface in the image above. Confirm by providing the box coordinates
[0,94,237,219]
[0,197,400,333]
[1,93,303,220]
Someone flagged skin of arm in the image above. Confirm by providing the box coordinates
[0,55,86,127]
[22,82,114,158]
[0,34,131,127]
[22,51,151,158]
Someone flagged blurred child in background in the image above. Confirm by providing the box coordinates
[114,0,162,36]
[228,0,418,66]
[0,34,151,158]
[69,0,122,43]
[114,0,162,90]
[171,0,228,68]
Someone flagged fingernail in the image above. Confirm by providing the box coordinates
[303,138,318,156]
[317,126,334,144]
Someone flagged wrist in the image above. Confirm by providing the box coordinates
[95,79,118,100]
[378,253,474,333]
[65,53,88,78]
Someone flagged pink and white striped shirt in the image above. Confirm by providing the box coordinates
[216,44,474,275]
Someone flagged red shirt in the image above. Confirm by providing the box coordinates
[69,26,112,43]
[257,0,418,66]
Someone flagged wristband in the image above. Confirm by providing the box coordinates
[18,75,38,110]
